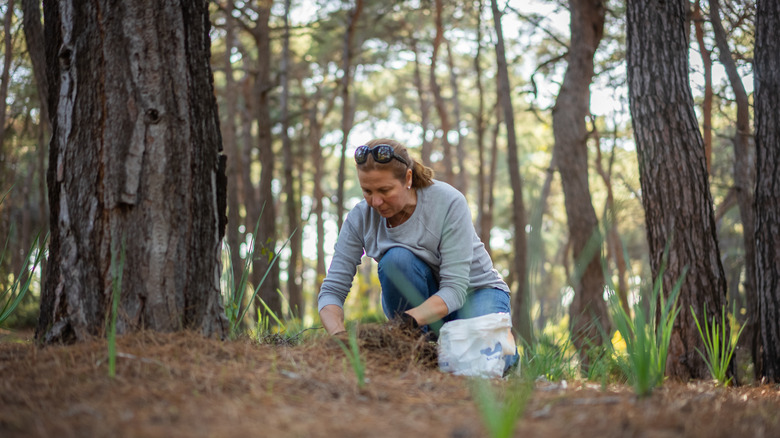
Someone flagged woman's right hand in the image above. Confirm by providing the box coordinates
[319,304,347,335]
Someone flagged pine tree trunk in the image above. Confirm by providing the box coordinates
[430,0,454,185]
[553,0,611,363]
[693,0,713,172]
[37,0,227,343]
[754,0,780,383]
[710,0,759,381]
[492,0,532,346]
[627,0,728,379]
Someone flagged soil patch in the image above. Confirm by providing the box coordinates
[1,326,779,437]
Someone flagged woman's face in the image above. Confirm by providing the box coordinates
[357,168,413,219]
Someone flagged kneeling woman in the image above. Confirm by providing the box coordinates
[317,138,518,369]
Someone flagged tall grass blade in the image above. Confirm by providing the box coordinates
[0,232,48,326]
[107,236,126,379]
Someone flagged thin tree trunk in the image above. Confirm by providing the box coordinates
[280,0,302,318]
[22,0,50,239]
[249,4,281,320]
[430,0,454,185]
[753,0,780,383]
[627,0,729,380]
[485,101,501,258]
[447,41,467,193]
[0,0,14,154]
[693,0,713,173]
[710,0,758,381]
[474,1,489,247]
[552,0,611,365]
[412,38,433,167]
[492,0,532,347]
[221,1,243,288]
[592,119,629,314]
[37,0,227,343]
[336,0,363,232]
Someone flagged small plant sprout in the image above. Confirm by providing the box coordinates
[691,303,744,386]
[335,326,366,389]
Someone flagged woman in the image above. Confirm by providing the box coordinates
[318,138,517,368]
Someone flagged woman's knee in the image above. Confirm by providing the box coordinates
[378,246,415,272]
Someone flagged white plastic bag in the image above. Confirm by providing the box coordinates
[437,312,515,378]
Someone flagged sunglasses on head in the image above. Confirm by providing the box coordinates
[354,144,409,166]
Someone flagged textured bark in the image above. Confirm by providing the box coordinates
[492,0,532,346]
[37,0,228,343]
[336,0,363,232]
[552,0,611,361]
[627,0,728,379]
[754,0,780,383]
[430,0,454,185]
[693,1,713,173]
[710,0,759,379]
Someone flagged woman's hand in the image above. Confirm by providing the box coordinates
[405,295,449,326]
[319,304,347,335]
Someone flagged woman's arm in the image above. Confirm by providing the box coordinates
[319,304,347,335]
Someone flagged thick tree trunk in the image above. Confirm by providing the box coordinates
[336,1,363,232]
[710,0,759,381]
[552,0,611,362]
[754,0,780,383]
[37,0,227,343]
[627,0,729,380]
[492,0,532,347]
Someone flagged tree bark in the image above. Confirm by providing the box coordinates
[754,0,780,383]
[411,38,433,167]
[552,0,611,363]
[627,0,729,380]
[710,0,759,380]
[474,1,489,248]
[430,0,454,185]
[447,41,467,193]
[492,0,532,347]
[37,0,227,343]
[692,0,713,173]
[0,0,14,154]
[221,0,243,290]
[280,0,302,318]
[249,3,281,320]
[336,0,363,232]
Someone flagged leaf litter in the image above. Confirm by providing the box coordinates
[1,326,779,438]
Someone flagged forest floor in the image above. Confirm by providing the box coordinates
[1,325,780,438]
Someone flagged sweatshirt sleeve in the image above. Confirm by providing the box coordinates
[317,211,365,312]
[433,191,474,313]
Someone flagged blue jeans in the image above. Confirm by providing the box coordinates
[377,247,519,371]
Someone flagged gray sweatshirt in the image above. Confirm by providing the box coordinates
[317,180,510,314]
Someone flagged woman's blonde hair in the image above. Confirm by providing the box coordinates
[357,138,434,189]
